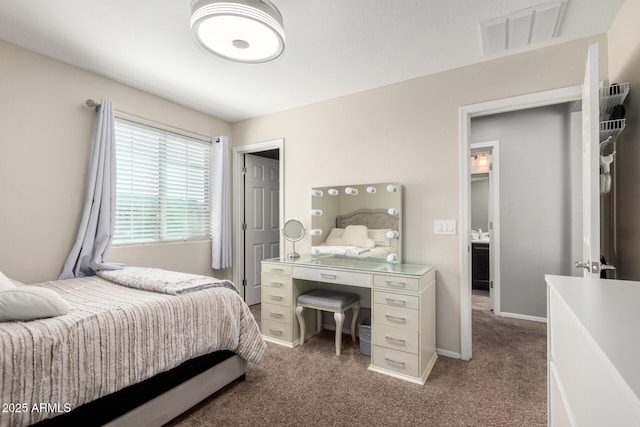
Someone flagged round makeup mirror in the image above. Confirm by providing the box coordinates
[282,219,305,259]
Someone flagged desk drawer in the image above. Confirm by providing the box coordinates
[262,274,292,290]
[261,302,292,324]
[372,346,420,378]
[373,290,419,310]
[262,287,291,307]
[293,266,372,287]
[374,274,419,292]
[373,303,420,331]
[373,324,419,354]
[262,263,292,276]
[262,319,292,342]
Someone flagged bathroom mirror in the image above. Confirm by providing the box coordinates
[282,219,305,259]
[309,182,402,263]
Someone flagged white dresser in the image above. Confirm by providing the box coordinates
[261,256,437,385]
[546,275,640,426]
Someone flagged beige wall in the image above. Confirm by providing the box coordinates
[0,31,614,354]
[608,0,640,280]
[0,40,232,284]
[232,34,608,354]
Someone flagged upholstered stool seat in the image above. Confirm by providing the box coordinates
[295,289,360,355]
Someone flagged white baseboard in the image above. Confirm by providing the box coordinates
[500,312,547,323]
[436,348,461,359]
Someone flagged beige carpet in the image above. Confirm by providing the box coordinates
[168,303,546,426]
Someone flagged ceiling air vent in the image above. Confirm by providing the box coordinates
[481,1,566,56]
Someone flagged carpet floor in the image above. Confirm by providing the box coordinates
[168,303,547,426]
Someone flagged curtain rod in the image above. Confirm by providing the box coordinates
[84,98,220,143]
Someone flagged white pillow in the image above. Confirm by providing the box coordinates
[326,228,344,240]
[0,286,71,322]
[324,228,345,246]
[368,229,391,247]
[0,271,17,291]
[326,237,344,246]
[341,225,376,249]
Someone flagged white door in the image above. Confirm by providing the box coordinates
[578,44,601,278]
[244,154,280,305]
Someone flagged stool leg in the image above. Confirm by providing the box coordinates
[296,306,306,345]
[317,309,322,334]
[351,303,360,343]
[334,311,344,356]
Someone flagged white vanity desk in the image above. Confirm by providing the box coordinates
[261,255,437,385]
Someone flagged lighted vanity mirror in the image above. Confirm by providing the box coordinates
[309,182,402,263]
[282,219,305,259]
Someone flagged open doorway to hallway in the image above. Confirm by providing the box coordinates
[460,85,584,360]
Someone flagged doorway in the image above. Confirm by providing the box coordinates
[459,85,583,360]
[470,141,500,315]
[233,139,284,305]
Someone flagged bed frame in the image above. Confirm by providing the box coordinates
[336,208,399,230]
[335,208,401,260]
[34,351,247,427]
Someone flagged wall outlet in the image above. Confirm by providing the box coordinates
[434,219,456,235]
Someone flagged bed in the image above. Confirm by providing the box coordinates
[0,270,266,427]
[312,208,400,259]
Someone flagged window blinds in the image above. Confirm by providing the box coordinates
[113,118,211,245]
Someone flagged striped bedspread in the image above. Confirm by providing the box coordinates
[0,276,266,427]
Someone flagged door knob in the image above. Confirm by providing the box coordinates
[575,261,590,270]
[575,261,600,273]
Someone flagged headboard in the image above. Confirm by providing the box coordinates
[336,209,399,230]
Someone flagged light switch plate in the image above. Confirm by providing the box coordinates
[434,219,456,235]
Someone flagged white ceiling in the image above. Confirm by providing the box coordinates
[0,0,624,122]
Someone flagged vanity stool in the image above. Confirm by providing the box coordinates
[295,289,360,356]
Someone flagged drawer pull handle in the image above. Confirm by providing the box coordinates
[271,281,284,287]
[270,312,284,318]
[384,297,406,306]
[385,280,406,288]
[270,295,284,301]
[385,336,406,345]
[272,268,285,273]
[384,357,406,368]
[385,314,406,323]
[321,273,337,280]
[269,328,284,336]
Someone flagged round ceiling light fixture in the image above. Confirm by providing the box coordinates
[190,0,285,63]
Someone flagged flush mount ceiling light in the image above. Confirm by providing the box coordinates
[190,0,285,63]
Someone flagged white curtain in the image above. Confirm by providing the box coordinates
[59,99,121,279]
[211,136,232,269]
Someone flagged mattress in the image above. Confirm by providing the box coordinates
[0,276,266,427]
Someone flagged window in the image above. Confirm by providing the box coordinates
[113,118,211,245]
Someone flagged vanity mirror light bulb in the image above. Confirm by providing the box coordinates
[386,230,400,239]
[311,247,320,255]
[310,229,323,236]
[310,189,323,197]
[388,208,398,215]
[386,185,399,193]
[310,209,323,216]
[366,187,377,194]
[345,187,358,195]
[386,253,399,263]
[328,188,339,196]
